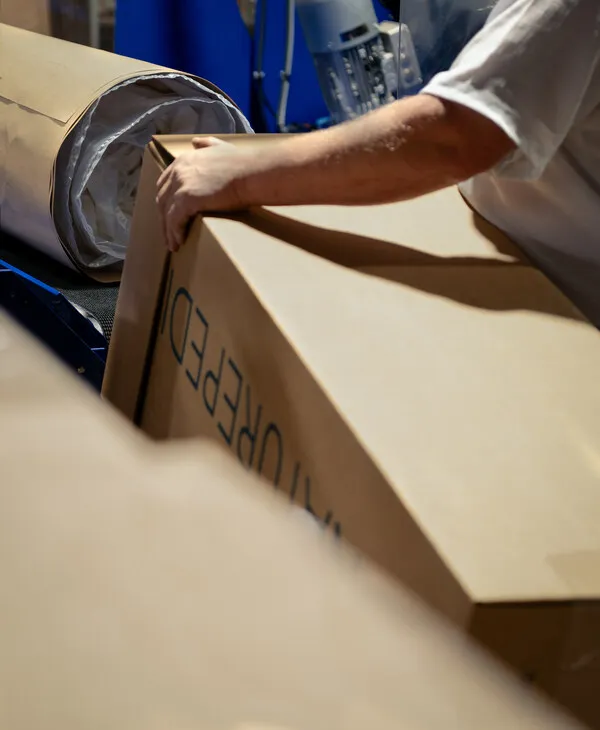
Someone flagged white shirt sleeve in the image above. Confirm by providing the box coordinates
[422,0,600,179]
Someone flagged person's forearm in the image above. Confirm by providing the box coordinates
[237,94,512,207]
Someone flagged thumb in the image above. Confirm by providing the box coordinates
[192,136,226,150]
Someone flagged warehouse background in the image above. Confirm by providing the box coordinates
[2,1,392,129]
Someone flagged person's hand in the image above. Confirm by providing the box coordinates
[156,136,250,252]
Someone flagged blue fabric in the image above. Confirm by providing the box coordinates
[115,0,391,129]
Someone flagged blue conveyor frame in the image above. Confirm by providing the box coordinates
[0,259,108,391]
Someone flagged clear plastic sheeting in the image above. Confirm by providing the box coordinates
[398,0,498,95]
[54,75,251,271]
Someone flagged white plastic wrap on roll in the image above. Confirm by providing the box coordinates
[0,24,252,281]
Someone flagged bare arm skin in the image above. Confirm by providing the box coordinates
[156,94,514,251]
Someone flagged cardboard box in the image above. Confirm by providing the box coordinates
[104,135,600,727]
[0,309,583,730]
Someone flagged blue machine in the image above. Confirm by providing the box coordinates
[0,260,108,391]
[114,0,393,131]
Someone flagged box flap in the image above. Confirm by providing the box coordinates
[203,213,600,603]
[102,146,170,418]
[153,133,278,166]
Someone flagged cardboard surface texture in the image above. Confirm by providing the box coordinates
[0,0,50,34]
[0,24,250,280]
[104,135,600,728]
[0,309,585,730]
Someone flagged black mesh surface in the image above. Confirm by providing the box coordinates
[0,231,120,341]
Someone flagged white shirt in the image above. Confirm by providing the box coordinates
[423,0,600,326]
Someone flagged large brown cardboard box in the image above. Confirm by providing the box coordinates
[104,135,600,728]
[0,309,584,730]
